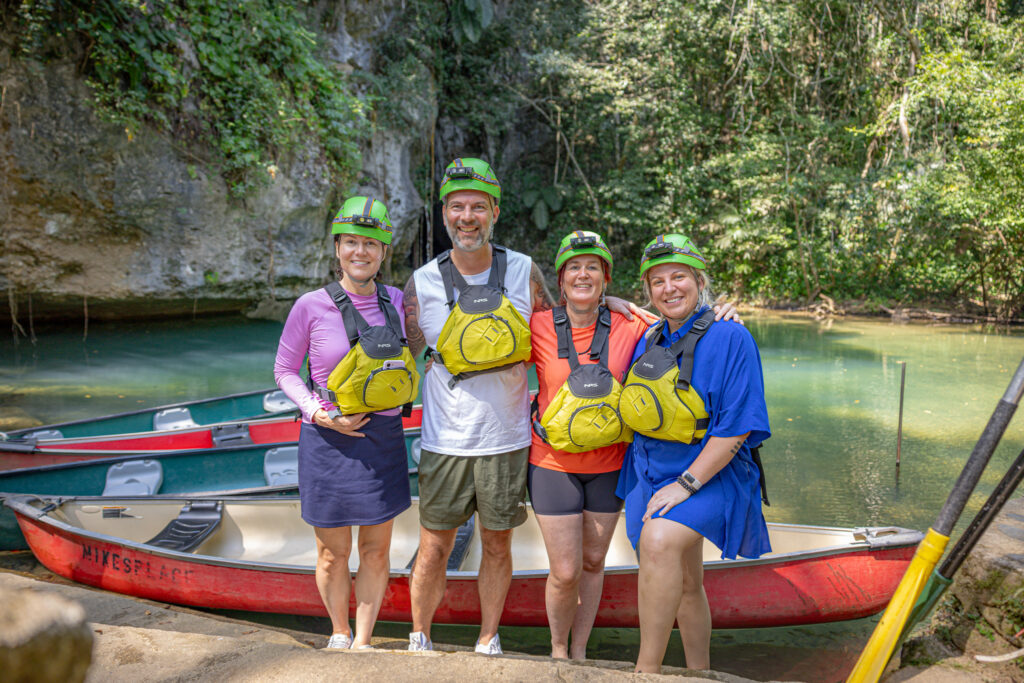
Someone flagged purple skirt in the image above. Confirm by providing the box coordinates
[297,414,410,528]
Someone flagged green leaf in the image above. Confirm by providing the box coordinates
[532,201,549,230]
[477,0,494,28]
[523,189,540,208]
[542,186,562,212]
[460,17,481,44]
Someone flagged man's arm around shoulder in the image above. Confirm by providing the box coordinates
[403,275,427,358]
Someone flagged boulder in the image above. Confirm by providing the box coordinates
[0,586,93,683]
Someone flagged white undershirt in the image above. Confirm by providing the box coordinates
[414,248,533,456]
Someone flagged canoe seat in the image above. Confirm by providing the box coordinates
[448,515,475,571]
[103,459,164,496]
[262,390,297,413]
[405,515,475,571]
[153,407,198,431]
[145,500,223,552]
[264,446,299,487]
[23,428,63,441]
[211,423,253,447]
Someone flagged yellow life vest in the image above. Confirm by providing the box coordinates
[429,245,531,388]
[532,306,632,453]
[619,309,715,443]
[311,282,420,416]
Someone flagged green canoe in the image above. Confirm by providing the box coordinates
[0,434,422,551]
[3,388,297,442]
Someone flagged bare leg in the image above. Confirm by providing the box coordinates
[674,541,711,670]
[409,525,457,640]
[477,526,513,645]
[569,510,619,660]
[313,526,354,637]
[351,519,395,647]
[534,513,583,659]
[634,519,707,673]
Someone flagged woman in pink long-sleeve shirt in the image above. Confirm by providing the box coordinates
[274,196,409,651]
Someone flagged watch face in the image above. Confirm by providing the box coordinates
[682,472,696,484]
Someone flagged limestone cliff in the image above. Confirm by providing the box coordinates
[0,1,433,325]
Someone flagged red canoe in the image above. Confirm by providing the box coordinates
[0,409,423,471]
[7,494,923,628]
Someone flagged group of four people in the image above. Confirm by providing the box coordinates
[273,157,771,673]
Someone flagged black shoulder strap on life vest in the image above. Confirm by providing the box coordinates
[489,244,508,294]
[437,250,460,311]
[374,282,407,344]
[644,320,667,351]
[668,309,716,391]
[325,281,406,348]
[553,307,573,363]
[324,281,368,347]
[553,305,611,372]
[591,306,611,364]
[438,244,509,310]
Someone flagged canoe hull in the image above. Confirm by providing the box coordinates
[0,414,422,472]
[12,500,916,629]
[2,388,297,442]
[0,438,421,551]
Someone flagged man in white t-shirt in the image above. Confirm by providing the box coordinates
[401,157,650,655]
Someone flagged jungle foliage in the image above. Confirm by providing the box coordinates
[6,0,1024,317]
[384,0,1024,318]
[6,0,366,195]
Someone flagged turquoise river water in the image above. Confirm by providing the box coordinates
[2,312,1022,680]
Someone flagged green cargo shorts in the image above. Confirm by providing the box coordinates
[417,447,529,531]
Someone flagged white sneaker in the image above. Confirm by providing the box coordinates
[325,633,353,649]
[474,633,502,655]
[408,631,433,651]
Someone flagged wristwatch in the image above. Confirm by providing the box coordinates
[676,470,702,495]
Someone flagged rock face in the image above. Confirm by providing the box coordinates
[943,495,1024,657]
[0,0,431,324]
[899,495,1024,680]
[0,586,93,683]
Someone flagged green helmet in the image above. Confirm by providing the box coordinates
[555,230,613,278]
[639,234,706,276]
[331,196,393,245]
[439,158,501,204]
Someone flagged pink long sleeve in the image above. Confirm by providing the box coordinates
[273,285,407,423]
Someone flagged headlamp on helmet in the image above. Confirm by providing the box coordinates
[331,196,394,245]
[554,230,613,277]
[639,234,706,276]
[339,213,386,230]
[443,165,480,181]
[569,234,598,249]
[439,158,501,204]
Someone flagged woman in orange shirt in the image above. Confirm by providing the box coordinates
[528,231,736,659]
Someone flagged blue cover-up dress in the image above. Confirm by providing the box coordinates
[616,306,772,559]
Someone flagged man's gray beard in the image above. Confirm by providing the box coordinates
[446,224,490,252]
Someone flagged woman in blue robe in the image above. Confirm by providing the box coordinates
[616,234,771,673]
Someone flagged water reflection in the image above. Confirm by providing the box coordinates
[750,313,1024,535]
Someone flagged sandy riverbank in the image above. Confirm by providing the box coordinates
[0,554,757,682]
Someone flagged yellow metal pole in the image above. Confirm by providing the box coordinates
[846,528,950,683]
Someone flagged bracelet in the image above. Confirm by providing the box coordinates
[676,470,703,494]
[677,478,699,496]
